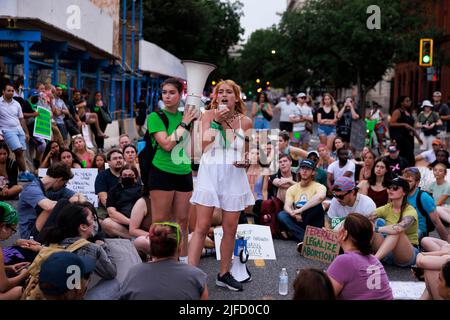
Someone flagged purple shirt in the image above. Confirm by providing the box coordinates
[327,251,393,300]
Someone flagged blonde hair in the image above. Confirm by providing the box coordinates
[321,93,338,112]
[210,80,247,114]
[72,135,88,153]
[433,162,447,172]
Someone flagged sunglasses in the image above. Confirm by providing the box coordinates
[153,222,181,246]
[333,191,351,200]
[387,185,400,191]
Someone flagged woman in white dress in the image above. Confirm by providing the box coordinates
[189,80,254,291]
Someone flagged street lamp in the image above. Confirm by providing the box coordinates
[256,79,261,84]
[271,49,276,55]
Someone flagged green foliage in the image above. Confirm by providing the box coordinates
[142,0,244,81]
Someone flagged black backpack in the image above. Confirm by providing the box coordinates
[416,189,436,234]
[138,111,169,187]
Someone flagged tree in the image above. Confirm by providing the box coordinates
[142,0,244,80]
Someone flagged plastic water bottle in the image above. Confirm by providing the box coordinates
[278,268,288,296]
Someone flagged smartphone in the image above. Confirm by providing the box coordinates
[218,104,227,111]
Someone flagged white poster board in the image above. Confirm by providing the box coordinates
[214,224,276,260]
[389,281,425,300]
[38,168,98,207]
[81,124,95,149]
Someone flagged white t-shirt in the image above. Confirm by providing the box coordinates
[293,104,313,132]
[419,149,450,163]
[327,160,356,181]
[0,96,24,130]
[327,193,376,219]
[277,101,298,122]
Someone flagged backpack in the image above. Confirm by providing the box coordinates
[416,189,436,234]
[21,239,90,300]
[259,197,283,238]
[138,111,169,187]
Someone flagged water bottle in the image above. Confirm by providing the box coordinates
[278,268,288,296]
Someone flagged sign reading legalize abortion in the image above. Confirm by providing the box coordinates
[33,106,52,140]
[301,226,340,264]
[38,168,98,207]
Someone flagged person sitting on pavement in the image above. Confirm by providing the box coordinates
[72,135,95,168]
[316,144,335,171]
[356,149,376,183]
[327,147,356,191]
[278,130,308,168]
[325,177,376,230]
[306,151,327,187]
[383,144,408,178]
[268,154,297,205]
[119,222,208,300]
[92,152,106,172]
[119,134,132,151]
[38,251,95,300]
[416,252,450,300]
[277,159,327,245]
[358,157,391,208]
[0,142,23,200]
[0,202,30,300]
[129,193,153,258]
[292,268,336,300]
[102,164,142,239]
[58,148,82,169]
[402,167,448,241]
[40,140,61,169]
[123,144,140,176]
[94,149,124,221]
[17,162,84,240]
[370,177,420,268]
[330,136,353,160]
[327,213,393,300]
[415,138,446,167]
[428,149,450,169]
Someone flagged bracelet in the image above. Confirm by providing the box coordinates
[374,226,379,233]
[174,127,179,142]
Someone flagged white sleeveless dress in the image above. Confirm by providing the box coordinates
[190,117,255,212]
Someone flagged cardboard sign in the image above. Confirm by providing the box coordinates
[214,224,276,260]
[301,226,340,264]
[38,168,98,207]
[33,106,52,140]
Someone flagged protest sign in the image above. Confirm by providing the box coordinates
[214,224,276,260]
[38,168,98,206]
[33,106,52,140]
[82,124,95,149]
[301,226,340,264]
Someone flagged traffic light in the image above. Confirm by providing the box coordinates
[419,38,433,67]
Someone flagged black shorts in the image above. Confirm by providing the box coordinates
[279,121,293,132]
[148,165,193,192]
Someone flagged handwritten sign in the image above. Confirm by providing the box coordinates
[214,224,276,260]
[301,226,340,264]
[38,168,98,207]
[33,106,52,140]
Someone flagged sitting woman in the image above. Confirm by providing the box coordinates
[92,153,106,172]
[293,268,335,300]
[0,202,30,300]
[129,193,153,258]
[327,213,393,300]
[427,163,450,242]
[59,148,82,169]
[357,149,376,183]
[416,251,450,300]
[0,143,23,200]
[40,141,61,169]
[123,144,140,175]
[40,202,117,281]
[72,135,95,168]
[102,164,142,239]
[316,143,335,171]
[370,177,420,268]
[358,157,391,207]
[119,222,208,300]
[330,136,353,160]
[278,131,308,168]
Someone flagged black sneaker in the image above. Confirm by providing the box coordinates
[216,272,243,291]
[297,242,304,254]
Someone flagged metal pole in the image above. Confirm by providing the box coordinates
[96,66,101,92]
[139,0,143,40]
[77,59,82,89]
[53,51,59,85]
[130,0,136,118]
[136,76,141,102]
[145,76,150,107]
[122,0,127,119]
[110,68,116,121]
[20,41,31,99]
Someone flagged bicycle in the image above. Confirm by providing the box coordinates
[365,118,379,150]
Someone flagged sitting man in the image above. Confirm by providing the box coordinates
[17,162,84,239]
[102,164,142,238]
[306,151,327,187]
[277,159,327,248]
[403,167,448,241]
[326,176,376,230]
[268,154,297,205]
[415,139,446,167]
[384,144,408,178]
[327,147,355,191]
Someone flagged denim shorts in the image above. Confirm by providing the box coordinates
[254,117,270,130]
[382,246,420,267]
[2,128,26,151]
[317,125,336,137]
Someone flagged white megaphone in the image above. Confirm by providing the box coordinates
[182,60,216,118]
[230,237,252,283]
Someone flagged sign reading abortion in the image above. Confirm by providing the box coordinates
[301,226,340,264]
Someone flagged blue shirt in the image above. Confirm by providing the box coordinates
[407,188,436,234]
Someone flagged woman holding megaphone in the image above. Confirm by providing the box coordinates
[189,80,255,292]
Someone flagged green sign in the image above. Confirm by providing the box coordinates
[33,106,52,140]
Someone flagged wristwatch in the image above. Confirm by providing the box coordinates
[179,122,190,130]
[374,226,380,233]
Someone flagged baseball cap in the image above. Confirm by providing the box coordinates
[29,89,40,97]
[297,92,306,98]
[421,100,433,108]
[432,139,443,146]
[389,177,410,194]
[0,201,18,225]
[307,151,319,159]
[388,145,398,153]
[333,177,355,192]
[433,91,442,97]
[39,252,96,296]
[298,159,315,169]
